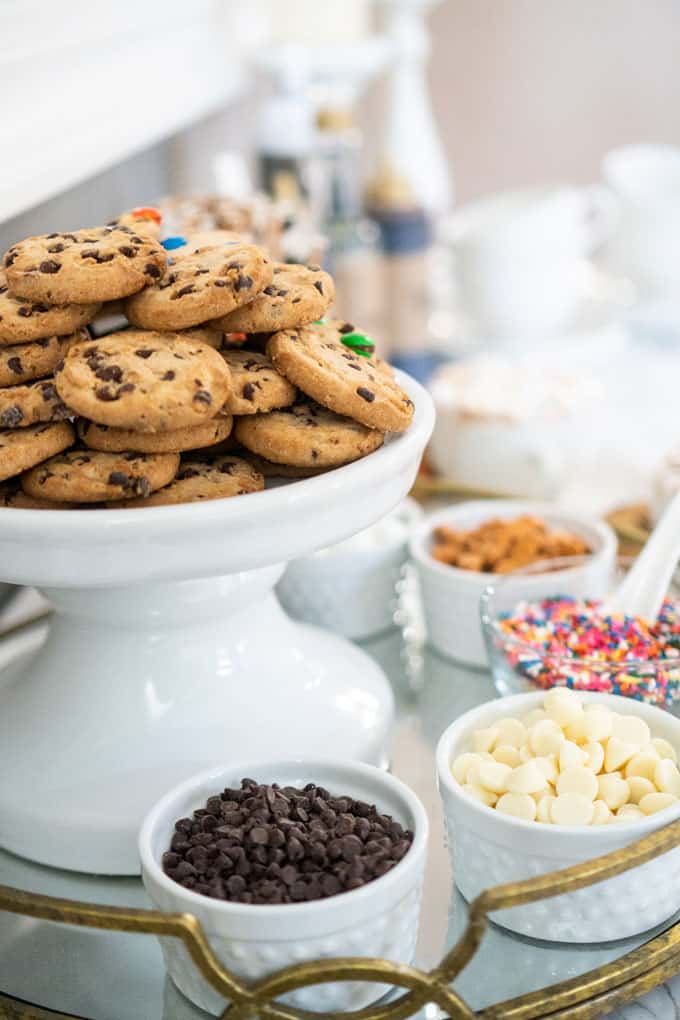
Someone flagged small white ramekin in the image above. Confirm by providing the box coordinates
[436,691,680,943]
[410,500,617,667]
[140,759,428,1014]
[276,498,423,640]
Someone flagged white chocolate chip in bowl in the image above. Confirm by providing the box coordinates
[496,792,537,821]
[477,760,512,794]
[506,761,548,795]
[544,688,584,727]
[654,758,680,796]
[627,776,656,804]
[493,745,522,768]
[583,740,605,774]
[436,690,680,942]
[575,707,613,743]
[495,717,527,749]
[536,794,556,823]
[625,750,660,781]
[591,799,612,825]
[652,737,678,763]
[556,766,598,801]
[640,791,678,815]
[597,773,630,811]
[550,792,594,826]
[612,715,651,748]
[472,726,499,754]
[615,804,646,822]
[559,740,588,771]
[604,737,637,773]
[529,719,564,756]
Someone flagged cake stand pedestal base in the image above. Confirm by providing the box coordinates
[0,569,394,875]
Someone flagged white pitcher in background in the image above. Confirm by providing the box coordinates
[445,185,616,339]
[601,143,680,295]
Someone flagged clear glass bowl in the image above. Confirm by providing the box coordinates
[480,556,680,715]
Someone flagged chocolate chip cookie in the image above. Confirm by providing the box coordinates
[22,449,179,503]
[108,207,162,239]
[55,330,232,432]
[209,263,334,333]
[0,477,75,509]
[221,350,296,416]
[0,421,74,482]
[4,226,167,304]
[239,449,327,479]
[235,400,384,468]
[0,330,84,387]
[124,244,273,331]
[0,379,69,427]
[178,326,250,351]
[267,321,414,433]
[77,413,233,454]
[0,269,99,344]
[110,454,264,507]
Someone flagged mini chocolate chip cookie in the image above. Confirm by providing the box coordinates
[109,454,264,507]
[0,421,74,482]
[0,477,75,509]
[0,379,70,427]
[267,321,414,433]
[107,207,162,239]
[22,449,180,503]
[178,326,251,351]
[0,269,99,345]
[221,350,296,416]
[209,263,334,333]
[124,244,274,331]
[239,449,328,479]
[3,226,167,304]
[55,330,232,432]
[77,413,233,454]
[181,230,243,251]
[235,400,384,468]
[0,329,86,388]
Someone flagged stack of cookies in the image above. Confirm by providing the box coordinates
[0,213,415,510]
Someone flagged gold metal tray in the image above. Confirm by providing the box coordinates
[2,818,680,1019]
[1,593,679,1019]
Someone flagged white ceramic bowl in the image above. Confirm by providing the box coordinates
[410,500,617,667]
[140,759,428,1014]
[436,691,680,943]
[276,498,423,640]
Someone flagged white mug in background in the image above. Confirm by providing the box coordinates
[601,143,680,294]
[445,186,616,338]
[427,412,563,499]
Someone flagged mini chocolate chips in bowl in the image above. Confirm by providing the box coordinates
[139,760,428,1014]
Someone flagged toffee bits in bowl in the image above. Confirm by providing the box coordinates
[140,759,428,1015]
[162,777,414,904]
[410,501,617,668]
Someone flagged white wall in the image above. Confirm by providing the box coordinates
[426,0,680,201]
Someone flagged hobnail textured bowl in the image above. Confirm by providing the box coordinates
[277,498,423,640]
[436,691,680,943]
[140,758,428,1014]
[410,501,617,668]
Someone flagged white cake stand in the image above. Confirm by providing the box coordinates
[0,373,433,875]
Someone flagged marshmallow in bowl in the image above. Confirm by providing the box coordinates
[450,688,680,826]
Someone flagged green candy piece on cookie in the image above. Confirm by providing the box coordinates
[340,331,375,358]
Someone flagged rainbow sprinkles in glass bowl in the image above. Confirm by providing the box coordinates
[482,557,680,710]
